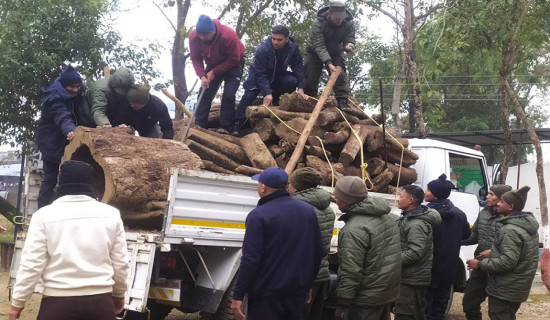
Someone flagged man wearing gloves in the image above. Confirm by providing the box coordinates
[423,174,471,320]
[332,176,401,320]
[462,184,512,320]
[288,168,336,320]
[189,15,245,134]
[126,84,174,139]
[467,186,539,320]
[9,160,129,320]
[395,185,441,320]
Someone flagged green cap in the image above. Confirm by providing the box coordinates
[329,1,347,19]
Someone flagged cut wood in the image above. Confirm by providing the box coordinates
[274,118,325,145]
[186,128,250,165]
[305,145,332,159]
[366,157,385,177]
[343,164,363,178]
[371,169,394,193]
[268,144,284,158]
[279,92,338,112]
[279,139,295,154]
[317,107,360,127]
[240,133,277,169]
[386,163,418,186]
[62,126,203,229]
[306,155,344,186]
[162,89,192,118]
[339,124,372,165]
[252,118,278,142]
[187,141,240,171]
[246,105,280,119]
[235,165,263,176]
[202,160,234,174]
[275,154,289,168]
[324,128,351,145]
[378,147,419,167]
[194,127,241,144]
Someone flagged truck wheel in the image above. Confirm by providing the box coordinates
[199,278,245,320]
[125,301,173,320]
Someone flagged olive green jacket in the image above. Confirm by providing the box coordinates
[398,205,441,287]
[337,196,401,307]
[480,212,539,303]
[293,187,335,283]
[462,206,502,256]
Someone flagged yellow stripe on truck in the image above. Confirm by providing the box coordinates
[171,219,246,229]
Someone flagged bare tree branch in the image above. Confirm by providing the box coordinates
[365,2,403,29]
[413,3,441,24]
[153,2,176,32]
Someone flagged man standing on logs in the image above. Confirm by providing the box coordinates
[125,84,174,139]
[332,176,401,320]
[423,174,470,320]
[233,25,308,136]
[288,168,335,320]
[231,167,323,320]
[395,185,441,320]
[466,186,539,320]
[9,160,129,320]
[36,65,85,208]
[461,184,512,320]
[189,15,245,134]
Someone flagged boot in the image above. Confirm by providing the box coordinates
[337,98,352,113]
[230,120,244,136]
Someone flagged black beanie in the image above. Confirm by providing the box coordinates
[59,65,82,87]
[55,160,96,199]
[427,174,455,199]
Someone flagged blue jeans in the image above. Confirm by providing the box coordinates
[194,59,244,131]
[234,72,299,123]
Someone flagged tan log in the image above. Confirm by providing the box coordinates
[235,165,263,176]
[285,67,342,174]
[317,107,360,127]
[275,154,289,168]
[324,128,350,145]
[246,105,280,119]
[339,124,372,165]
[202,160,235,174]
[194,127,241,144]
[187,141,240,171]
[268,144,284,158]
[305,145,332,159]
[378,147,419,167]
[366,157,385,177]
[278,139,295,154]
[386,163,418,186]
[371,169,394,193]
[274,118,325,145]
[161,89,192,118]
[279,92,338,112]
[240,133,277,169]
[343,164,363,178]
[62,126,203,229]
[186,128,250,165]
[252,118,277,142]
[306,155,344,186]
[270,109,311,122]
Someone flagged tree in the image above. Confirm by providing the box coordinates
[0,0,162,149]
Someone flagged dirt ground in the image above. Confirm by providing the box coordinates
[0,270,548,319]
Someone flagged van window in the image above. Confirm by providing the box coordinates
[449,153,487,200]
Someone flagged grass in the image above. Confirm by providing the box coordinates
[526,293,550,303]
[0,215,15,243]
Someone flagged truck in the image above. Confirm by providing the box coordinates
[8,138,491,319]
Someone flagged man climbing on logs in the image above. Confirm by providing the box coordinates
[304,1,355,112]
[189,15,245,134]
[125,84,174,139]
[233,25,308,136]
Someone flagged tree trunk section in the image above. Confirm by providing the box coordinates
[339,124,371,165]
[240,133,277,169]
[187,141,239,171]
[186,128,250,165]
[172,0,192,119]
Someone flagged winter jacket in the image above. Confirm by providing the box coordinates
[306,6,356,64]
[337,196,402,307]
[37,78,83,162]
[480,212,539,303]
[233,190,323,301]
[11,195,129,308]
[428,199,471,285]
[243,36,307,95]
[189,19,245,79]
[293,187,335,283]
[462,206,502,256]
[85,69,135,126]
[398,205,442,287]
[129,95,174,139]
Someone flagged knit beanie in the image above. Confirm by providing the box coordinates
[289,167,323,192]
[334,176,368,205]
[196,15,216,33]
[59,65,82,87]
[490,184,513,199]
[501,186,530,211]
[427,174,455,199]
[127,84,151,104]
[55,160,96,199]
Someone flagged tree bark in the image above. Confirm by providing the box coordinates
[324,128,351,145]
[186,128,250,165]
[235,165,263,176]
[306,155,344,186]
[202,160,234,174]
[252,118,278,142]
[187,140,240,171]
[386,163,418,186]
[371,168,394,193]
[279,92,338,112]
[172,0,192,119]
[339,124,371,165]
[240,133,277,169]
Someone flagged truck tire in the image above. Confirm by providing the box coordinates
[199,277,245,320]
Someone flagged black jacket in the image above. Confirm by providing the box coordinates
[233,190,323,300]
[129,95,173,139]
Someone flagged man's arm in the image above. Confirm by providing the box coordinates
[50,100,77,137]
[462,217,479,246]
[252,49,273,96]
[309,21,332,64]
[90,85,111,126]
[343,21,356,49]
[337,230,369,306]
[189,31,207,79]
[401,221,430,266]
[480,231,522,273]
[110,215,130,298]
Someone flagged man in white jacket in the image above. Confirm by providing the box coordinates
[9,160,129,320]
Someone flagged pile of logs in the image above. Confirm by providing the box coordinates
[175,92,419,193]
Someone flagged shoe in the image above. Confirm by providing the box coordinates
[230,120,244,136]
[216,128,230,135]
[337,98,352,113]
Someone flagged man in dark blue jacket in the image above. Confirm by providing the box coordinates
[424,174,471,320]
[125,84,174,139]
[231,167,323,320]
[232,25,308,135]
[36,65,84,208]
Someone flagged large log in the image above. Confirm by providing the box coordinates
[246,105,280,119]
[274,118,325,144]
[324,128,350,144]
[62,127,203,229]
[366,157,385,177]
[339,124,372,165]
[317,107,360,127]
[187,141,240,171]
[202,160,235,174]
[252,118,278,142]
[270,109,311,121]
[240,133,277,169]
[194,127,241,144]
[386,163,418,186]
[306,155,344,186]
[268,144,284,158]
[187,128,250,165]
[235,165,263,176]
[378,147,419,167]
[305,145,332,159]
[371,169,394,193]
[279,92,338,112]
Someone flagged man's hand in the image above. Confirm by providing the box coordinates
[230,299,245,319]
[66,131,74,141]
[297,89,309,100]
[101,124,112,128]
[113,296,125,315]
[467,258,480,270]
[263,94,273,106]
[476,249,491,260]
[8,305,23,320]
[345,43,355,53]
[327,63,337,73]
[206,70,216,82]
[117,124,128,128]
[335,305,349,320]
[306,288,313,304]
[201,76,210,89]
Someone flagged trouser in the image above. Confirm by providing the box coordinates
[235,72,299,123]
[195,59,244,131]
[305,281,330,320]
[37,159,60,208]
[304,52,350,100]
[487,296,521,320]
[393,284,428,320]
[247,293,308,320]
[462,268,488,320]
[137,123,161,138]
[37,293,115,320]
[425,282,452,320]
[348,303,393,320]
